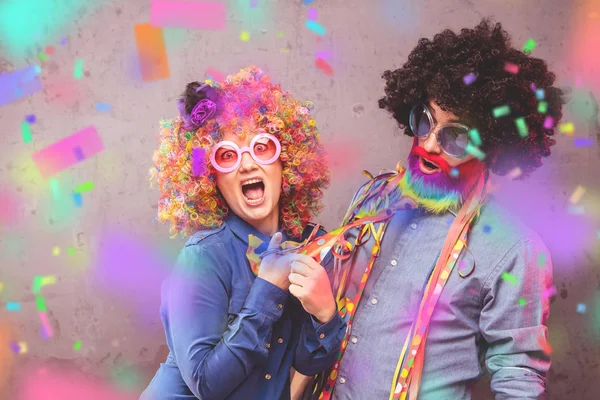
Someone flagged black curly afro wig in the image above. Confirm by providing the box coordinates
[378,18,568,178]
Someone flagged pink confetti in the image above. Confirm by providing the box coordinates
[463,73,477,85]
[543,116,554,129]
[150,0,226,30]
[504,62,520,74]
[39,311,53,338]
[308,8,317,20]
[315,51,331,60]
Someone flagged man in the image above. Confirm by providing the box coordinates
[313,19,566,400]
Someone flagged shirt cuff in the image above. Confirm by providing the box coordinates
[310,312,345,353]
[243,277,289,320]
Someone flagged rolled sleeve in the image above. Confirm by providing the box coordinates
[480,238,552,400]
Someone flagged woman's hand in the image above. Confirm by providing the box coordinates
[288,254,337,324]
[257,232,293,291]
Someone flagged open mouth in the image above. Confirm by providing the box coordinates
[241,178,265,206]
[419,156,441,174]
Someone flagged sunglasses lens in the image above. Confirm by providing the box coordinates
[253,136,279,162]
[410,105,431,137]
[214,145,239,169]
[439,126,469,157]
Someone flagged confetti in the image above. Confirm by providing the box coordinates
[537,252,546,267]
[574,138,594,148]
[0,65,43,106]
[45,46,55,55]
[150,0,226,30]
[522,38,537,53]
[18,341,28,354]
[500,272,519,285]
[32,275,43,294]
[468,129,482,146]
[303,0,314,4]
[74,340,82,350]
[315,58,334,76]
[576,303,586,314]
[465,143,485,160]
[26,114,36,123]
[450,168,459,177]
[134,23,170,82]
[250,0,258,7]
[483,225,492,233]
[508,167,522,179]
[559,122,574,135]
[277,31,285,37]
[240,31,250,41]
[504,62,519,74]
[543,116,554,129]
[41,276,56,287]
[0,282,3,294]
[463,73,477,85]
[22,121,33,143]
[535,89,545,100]
[52,246,60,256]
[530,82,537,91]
[74,181,94,193]
[518,297,527,306]
[191,148,206,176]
[306,20,326,36]
[73,59,84,79]
[67,247,75,255]
[39,52,47,62]
[96,102,111,112]
[36,296,47,312]
[9,341,20,354]
[569,185,586,204]
[39,311,53,338]
[308,8,317,20]
[514,117,529,138]
[6,302,21,311]
[61,37,68,45]
[492,105,510,118]
[32,126,104,179]
[316,51,331,60]
[537,101,547,114]
[50,179,60,200]
[73,193,83,208]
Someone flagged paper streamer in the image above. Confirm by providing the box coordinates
[0,65,42,106]
[150,1,226,30]
[133,23,170,82]
[32,126,104,179]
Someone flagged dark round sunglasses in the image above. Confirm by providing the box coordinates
[409,104,471,158]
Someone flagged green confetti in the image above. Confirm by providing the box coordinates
[493,105,511,118]
[465,143,486,161]
[74,181,94,193]
[67,247,75,255]
[537,101,548,114]
[39,52,47,62]
[21,121,32,143]
[501,272,519,285]
[468,129,482,146]
[514,117,529,138]
[36,296,46,312]
[49,179,60,200]
[73,340,82,350]
[32,275,43,294]
[73,58,84,79]
[518,297,527,306]
[537,252,546,267]
[523,38,537,53]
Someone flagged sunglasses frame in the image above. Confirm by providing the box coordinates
[409,104,471,158]
[209,132,282,173]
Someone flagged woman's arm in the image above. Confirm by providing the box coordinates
[165,242,288,399]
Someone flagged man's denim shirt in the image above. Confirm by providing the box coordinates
[327,180,552,400]
[141,213,346,400]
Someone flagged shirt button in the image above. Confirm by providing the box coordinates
[319,333,325,339]
[266,343,271,349]
[339,377,346,384]
[390,259,397,266]
[277,304,283,310]
[277,338,284,344]
[265,374,272,380]
[410,223,417,229]
[371,298,378,305]
[351,336,358,344]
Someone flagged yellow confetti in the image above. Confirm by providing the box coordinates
[52,246,60,256]
[569,185,586,204]
[41,275,56,286]
[0,282,3,294]
[18,341,28,354]
[240,31,250,41]
[559,122,574,135]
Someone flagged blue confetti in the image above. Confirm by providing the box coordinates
[96,103,111,112]
[303,0,314,4]
[6,302,21,311]
[73,192,83,208]
[450,168,459,177]
[306,20,326,36]
[483,225,492,233]
[576,303,586,314]
[0,65,43,106]
[574,138,594,148]
[25,114,36,123]
[535,89,545,100]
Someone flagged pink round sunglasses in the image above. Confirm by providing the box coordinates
[209,133,282,173]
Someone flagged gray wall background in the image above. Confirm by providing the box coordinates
[1,0,599,399]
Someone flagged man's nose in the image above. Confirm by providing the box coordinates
[421,129,442,154]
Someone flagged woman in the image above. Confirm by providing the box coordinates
[141,66,346,400]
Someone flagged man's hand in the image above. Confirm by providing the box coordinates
[288,254,337,324]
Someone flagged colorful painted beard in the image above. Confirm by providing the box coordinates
[397,146,485,214]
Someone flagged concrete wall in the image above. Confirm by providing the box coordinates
[1,0,599,399]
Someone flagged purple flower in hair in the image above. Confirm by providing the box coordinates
[189,99,217,127]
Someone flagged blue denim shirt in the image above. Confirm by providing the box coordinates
[141,213,346,400]
[328,179,552,400]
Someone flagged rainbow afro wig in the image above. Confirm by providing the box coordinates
[149,66,330,238]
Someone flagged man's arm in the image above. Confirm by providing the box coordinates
[479,238,553,400]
